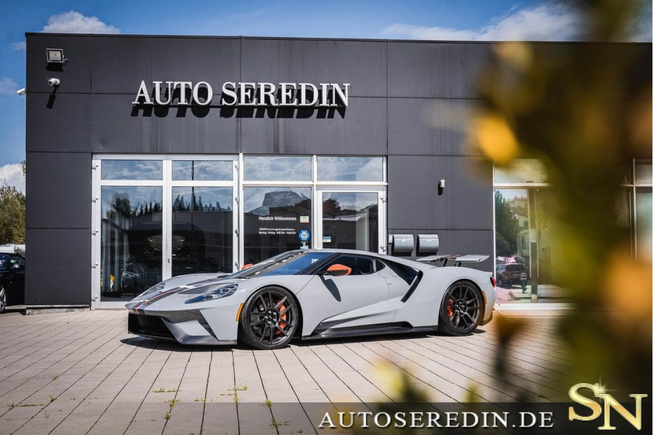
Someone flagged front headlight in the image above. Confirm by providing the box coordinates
[184,284,238,304]
[133,282,166,301]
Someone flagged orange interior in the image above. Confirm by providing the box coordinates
[327,264,352,276]
[242,263,253,270]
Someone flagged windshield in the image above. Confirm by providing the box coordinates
[230,251,333,279]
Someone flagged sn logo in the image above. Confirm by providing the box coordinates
[569,383,648,431]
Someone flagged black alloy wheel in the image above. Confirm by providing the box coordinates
[239,286,299,350]
[438,281,482,336]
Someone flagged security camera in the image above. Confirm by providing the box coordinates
[16,88,26,96]
[47,78,60,87]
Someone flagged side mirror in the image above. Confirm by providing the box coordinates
[322,264,351,277]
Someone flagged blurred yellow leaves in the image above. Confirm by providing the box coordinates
[470,115,521,165]
[605,246,652,320]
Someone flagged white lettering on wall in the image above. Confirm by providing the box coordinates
[133,81,351,107]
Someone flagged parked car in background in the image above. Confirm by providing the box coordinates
[0,253,25,312]
[497,263,528,291]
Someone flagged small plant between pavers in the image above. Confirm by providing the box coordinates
[220,385,248,405]
[264,399,273,408]
[49,395,57,403]
[270,419,290,429]
[7,402,45,409]
[51,375,59,381]
[153,388,178,393]
[163,398,181,421]
[44,411,50,418]
[194,398,207,402]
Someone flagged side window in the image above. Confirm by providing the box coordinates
[322,255,376,276]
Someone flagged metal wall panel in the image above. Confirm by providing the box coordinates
[241,39,387,97]
[388,42,491,98]
[26,93,92,153]
[26,152,91,229]
[91,36,241,94]
[388,155,492,230]
[25,229,91,305]
[241,97,387,155]
[90,94,239,154]
[388,98,480,156]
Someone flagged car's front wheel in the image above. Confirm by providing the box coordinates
[438,281,483,336]
[239,286,299,350]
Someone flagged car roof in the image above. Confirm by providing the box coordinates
[289,249,435,271]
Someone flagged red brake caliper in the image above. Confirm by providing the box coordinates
[276,300,287,335]
[447,298,454,319]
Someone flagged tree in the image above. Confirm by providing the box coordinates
[0,183,26,244]
[494,191,519,257]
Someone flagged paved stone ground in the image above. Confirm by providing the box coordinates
[0,309,572,435]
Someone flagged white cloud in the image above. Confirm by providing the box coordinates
[12,41,26,51]
[383,4,652,42]
[42,11,120,34]
[0,78,19,96]
[0,164,25,194]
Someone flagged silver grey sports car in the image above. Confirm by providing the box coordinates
[126,249,496,349]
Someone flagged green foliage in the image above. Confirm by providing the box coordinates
[0,183,25,245]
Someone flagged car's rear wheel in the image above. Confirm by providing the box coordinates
[438,281,482,336]
[239,286,299,350]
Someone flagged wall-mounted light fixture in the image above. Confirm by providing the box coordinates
[16,88,26,96]
[46,48,66,64]
[439,179,446,189]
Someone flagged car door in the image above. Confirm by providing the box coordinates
[299,254,395,335]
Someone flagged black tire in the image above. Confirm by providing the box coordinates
[0,286,6,313]
[239,286,299,350]
[438,280,483,336]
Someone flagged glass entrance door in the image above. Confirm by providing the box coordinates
[316,189,386,253]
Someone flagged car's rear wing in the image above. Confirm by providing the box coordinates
[416,254,489,267]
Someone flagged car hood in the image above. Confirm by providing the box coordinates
[125,273,314,311]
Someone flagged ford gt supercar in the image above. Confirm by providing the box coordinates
[126,249,496,349]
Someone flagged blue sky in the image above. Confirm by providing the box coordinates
[0,0,650,191]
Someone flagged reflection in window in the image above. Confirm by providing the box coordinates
[101,186,163,301]
[494,189,564,303]
[243,187,312,265]
[317,157,383,182]
[172,160,233,181]
[322,192,378,251]
[494,159,547,184]
[172,187,233,275]
[244,156,311,181]
[636,189,652,260]
[101,160,163,180]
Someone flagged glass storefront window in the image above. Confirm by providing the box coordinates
[244,156,312,181]
[317,157,383,182]
[321,192,379,250]
[494,159,547,184]
[636,189,652,260]
[635,161,652,185]
[101,186,163,301]
[171,187,233,275]
[172,160,232,181]
[101,160,163,180]
[243,187,312,265]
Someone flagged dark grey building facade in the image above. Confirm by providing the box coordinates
[24,34,652,308]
